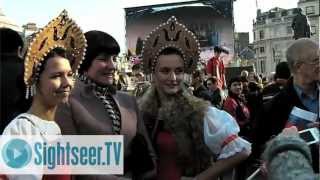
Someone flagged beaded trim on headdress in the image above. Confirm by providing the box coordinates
[24,10,87,98]
[142,16,200,74]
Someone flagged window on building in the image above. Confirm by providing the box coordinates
[284,17,293,22]
[260,47,265,53]
[273,26,281,37]
[259,30,264,39]
[268,12,276,18]
[272,47,277,62]
[306,6,315,15]
[272,18,281,22]
[311,26,316,35]
[254,62,258,72]
[281,10,288,16]
[260,60,266,73]
[287,26,293,34]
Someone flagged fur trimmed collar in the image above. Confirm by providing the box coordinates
[138,85,209,117]
[138,85,213,175]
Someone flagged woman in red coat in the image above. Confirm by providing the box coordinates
[223,77,251,138]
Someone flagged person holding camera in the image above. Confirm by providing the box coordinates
[262,127,319,180]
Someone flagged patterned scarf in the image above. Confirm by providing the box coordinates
[79,74,121,134]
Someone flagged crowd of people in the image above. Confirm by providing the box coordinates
[0,10,319,180]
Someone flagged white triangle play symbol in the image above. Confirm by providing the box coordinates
[13,149,22,159]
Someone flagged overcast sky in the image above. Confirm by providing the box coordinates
[1,0,299,50]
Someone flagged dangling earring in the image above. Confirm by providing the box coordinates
[25,86,30,99]
[31,84,36,97]
[26,83,36,99]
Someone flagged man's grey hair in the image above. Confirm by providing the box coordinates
[286,38,319,71]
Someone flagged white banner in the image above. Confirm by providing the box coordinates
[0,135,123,174]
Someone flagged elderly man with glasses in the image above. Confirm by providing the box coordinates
[254,38,319,174]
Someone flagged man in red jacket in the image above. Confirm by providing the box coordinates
[206,46,228,89]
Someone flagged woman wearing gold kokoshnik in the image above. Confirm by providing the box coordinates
[138,16,251,180]
[2,10,86,180]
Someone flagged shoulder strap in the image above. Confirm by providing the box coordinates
[17,115,44,136]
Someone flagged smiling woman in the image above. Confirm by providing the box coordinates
[35,48,74,108]
[55,30,157,180]
[154,48,185,95]
[138,16,251,180]
[2,10,86,180]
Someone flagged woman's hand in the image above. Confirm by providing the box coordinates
[281,126,299,136]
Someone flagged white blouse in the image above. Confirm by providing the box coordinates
[3,113,61,136]
[203,107,251,159]
[2,113,61,180]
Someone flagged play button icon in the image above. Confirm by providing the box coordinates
[13,149,23,159]
[2,138,32,169]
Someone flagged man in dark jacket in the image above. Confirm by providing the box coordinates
[0,28,25,133]
[262,61,291,103]
[192,70,211,100]
[205,77,223,108]
[255,38,319,172]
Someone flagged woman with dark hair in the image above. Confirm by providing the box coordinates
[223,77,251,137]
[2,10,87,180]
[138,16,251,180]
[55,30,156,180]
[223,77,252,180]
[78,30,120,75]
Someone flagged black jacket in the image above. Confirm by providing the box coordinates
[254,78,319,172]
[0,55,26,133]
[255,78,308,144]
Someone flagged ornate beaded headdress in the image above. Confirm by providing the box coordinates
[24,10,87,98]
[142,16,200,75]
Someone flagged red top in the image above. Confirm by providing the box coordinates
[43,175,71,180]
[156,131,181,180]
[206,56,226,89]
[223,97,250,127]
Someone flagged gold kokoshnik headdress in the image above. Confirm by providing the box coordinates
[142,16,200,74]
[24,10,87,98]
